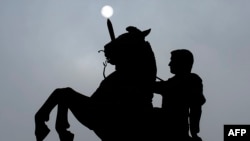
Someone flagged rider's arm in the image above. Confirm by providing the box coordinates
[153,81,167,95]
[189,73,206,139]
[189,105,202,137]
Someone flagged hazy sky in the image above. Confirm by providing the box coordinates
[1,1,250,141]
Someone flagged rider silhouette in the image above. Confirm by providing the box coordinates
[154,49,206,141]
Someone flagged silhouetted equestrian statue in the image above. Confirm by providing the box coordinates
[35,26,157,141]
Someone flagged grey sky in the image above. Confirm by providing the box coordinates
[1,1,250,141]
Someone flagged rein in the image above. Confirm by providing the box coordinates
[98,50,163,81]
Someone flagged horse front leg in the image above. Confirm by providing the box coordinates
[35,87,95,141]
[35,87,74,141]
[35,88,59,141]
[55,97,74,141]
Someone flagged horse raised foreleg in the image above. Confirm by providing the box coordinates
[56,101,74,141]
[35,87,93,141]
[35,88,63,141]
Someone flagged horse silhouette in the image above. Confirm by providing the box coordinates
[35,26,157,141]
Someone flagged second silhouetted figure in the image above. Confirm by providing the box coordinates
[154,49,206,141]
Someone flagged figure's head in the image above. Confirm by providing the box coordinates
[104,26,151,66]
[169,49,194,74]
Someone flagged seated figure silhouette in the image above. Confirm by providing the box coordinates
[154,49,206,141]
[35,26,157,141]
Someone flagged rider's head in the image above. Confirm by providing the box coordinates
[169,49,194,74]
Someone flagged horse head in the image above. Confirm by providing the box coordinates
[103,26,156,81]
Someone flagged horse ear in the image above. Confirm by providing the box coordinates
[126,26,140,33]
[126,26,151,38]
[142,29,151,37]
